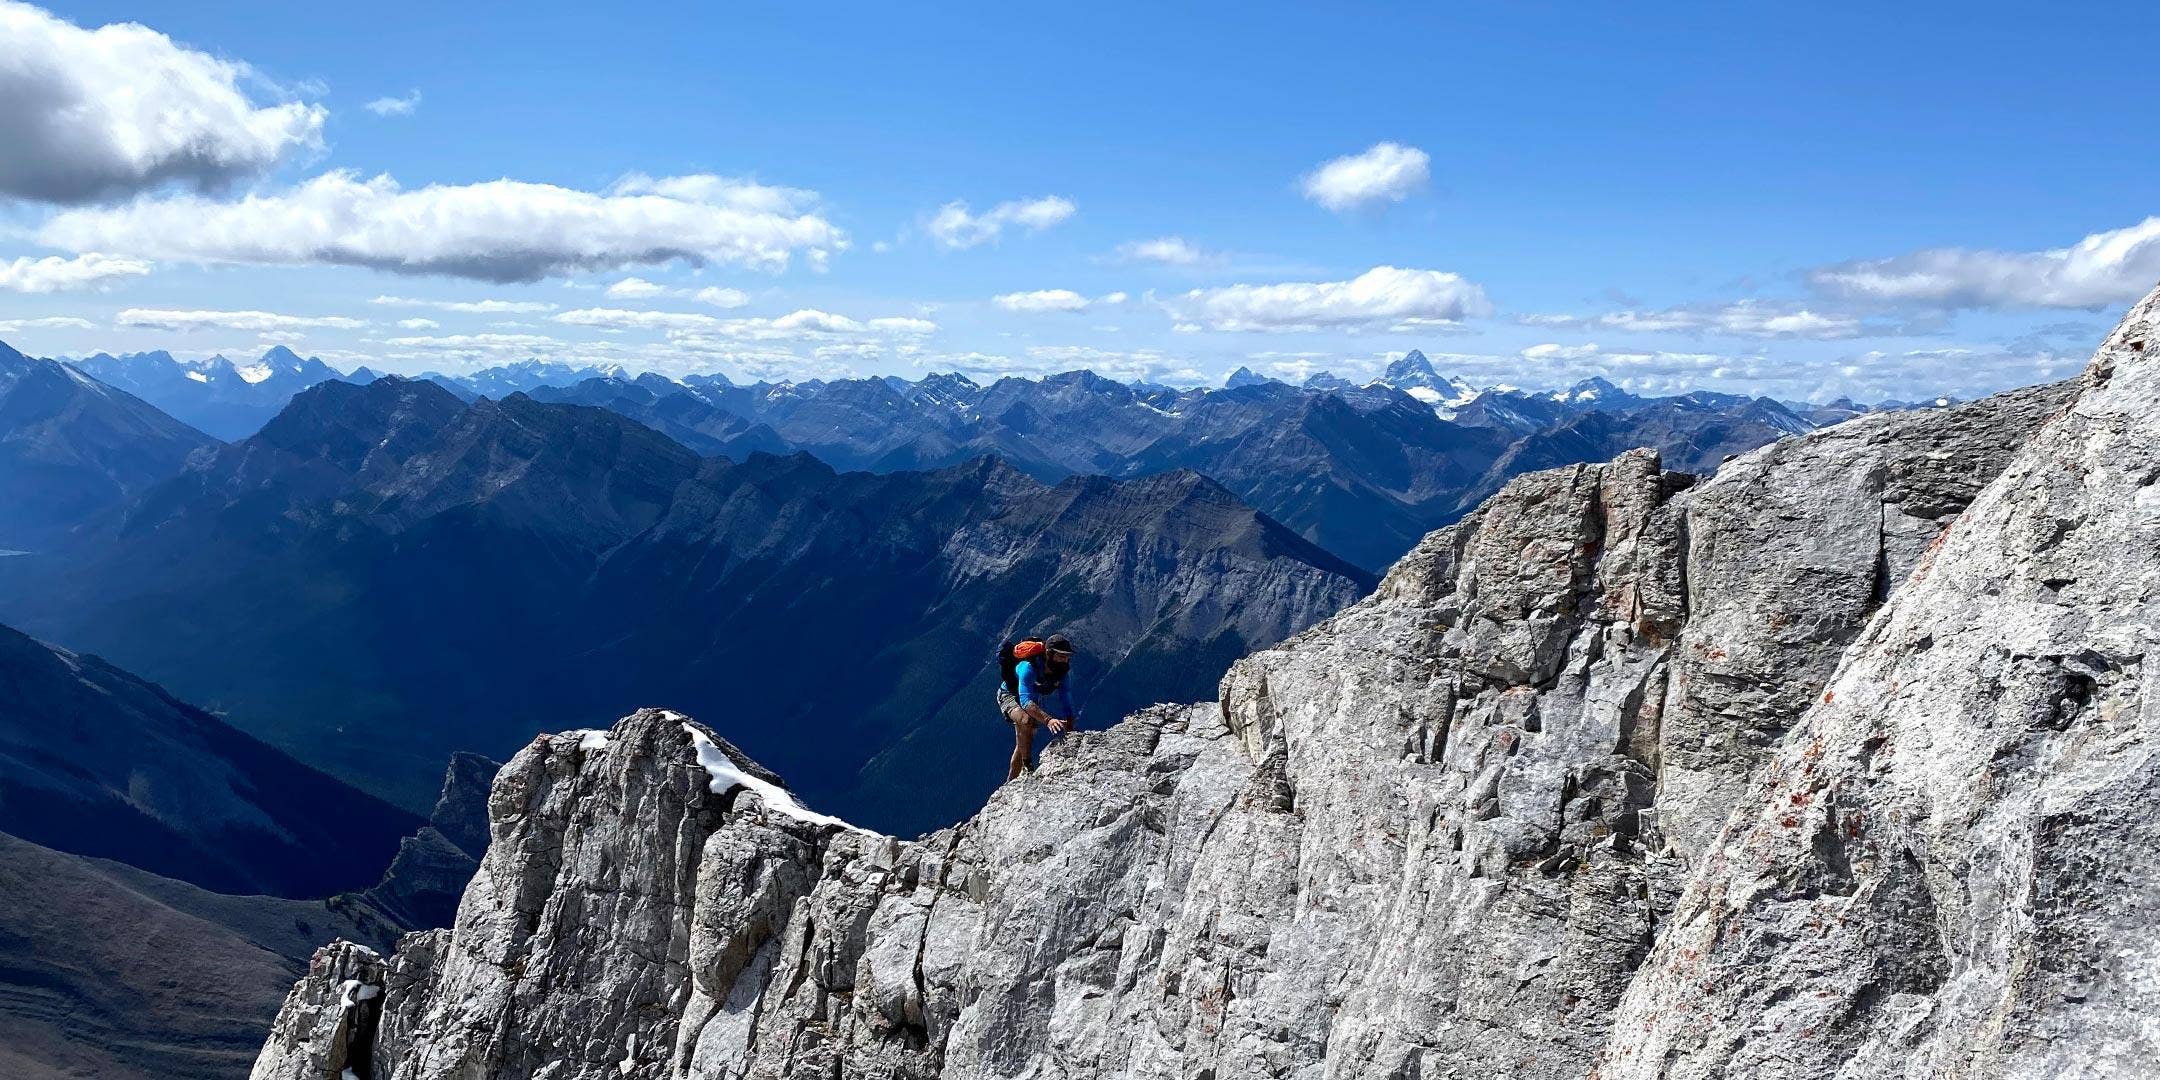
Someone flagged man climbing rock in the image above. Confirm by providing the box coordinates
[997,632,1076,781]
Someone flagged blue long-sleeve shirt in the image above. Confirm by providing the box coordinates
[1014,658,1074,719]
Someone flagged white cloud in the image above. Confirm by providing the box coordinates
[604,276,667,299]
[925,195,1076,250]
[0,315,95,332]
[603,277,750,308]
[1115,236,1219,267]
[395,317,439,329]
[381,332,560,350]
[0,0,326,203]
[1809,217,2160,310]
[1025,345,1204,385]
[1521,342,1601,361]
[991,289,1131,313]
[364,89,421,117]
[555,307,723,332]
[1300,142,1430,213]
[116,307,366,332]
[1160,265,1493,332]
[1523,300,1871,339]
[1257,356,1329,382]
[370,295,557,314]
[39,170,848,282]
[992,289,1091,313]
[0,252,152,292]
[692,286,749,308]
[561,306,937,345]
[731,311,934,339]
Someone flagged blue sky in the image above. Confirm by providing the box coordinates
[3,1,2157,399]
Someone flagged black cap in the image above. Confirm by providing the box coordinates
[1045,633,1073,654]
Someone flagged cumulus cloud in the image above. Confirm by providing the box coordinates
[1522,300,1875,339]
[39,170,848,282]
[925,196,1076,250]
[708,310,936,342]
[993,289,1090,313]
[395,317,438,329]
[604,277,750,308]
[559,306,937,345]
[554,307,725,332]
[1160,266,1492,332]
[691,286,750,308]
[989,288,1129,314]
[1520,342,1601,361]
[1809,217,2160,310]
[605,277,667,299]
[0,315,95,332]
[381,331,560,350]
[364,89,421,117]
[370,294,557,314]
[1114,236,1220,267]
[116,307,366,332]
[0,1,326,204]
[0,252,152,292]
[1300,142,1430,213]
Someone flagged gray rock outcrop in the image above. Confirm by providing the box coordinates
[252,287,2157,1079]
[361,752,501,930]
[1596,290,2160,1078]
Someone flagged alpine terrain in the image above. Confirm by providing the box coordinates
[0,619,497,1080]
[247,279,2160,1078]
[0,376,1372,832]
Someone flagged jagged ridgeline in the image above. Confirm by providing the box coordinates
[251,287,2160,1078]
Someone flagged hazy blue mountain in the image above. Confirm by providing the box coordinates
[0,619,420,896]
[38,345,1896,573]
[0,378,1370,834]
[0,338,216,549]
[0,639,489,1080]
[431,358,628,400]
[69,345,346,439]
[525,375,792,458]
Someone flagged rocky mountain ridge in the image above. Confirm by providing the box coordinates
[0,339,215,549]
[70,345,348,440]
[0,622,499,1080]
[42,340,1909,572]
[249,284,2152,1077]
[0,377,1370,829]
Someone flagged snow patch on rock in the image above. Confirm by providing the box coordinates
[678,719,868,834]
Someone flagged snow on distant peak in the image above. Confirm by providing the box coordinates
[236,362,274,384]
[678,718,871,834]
[185,370,209,383]
[1384,349,1439,382]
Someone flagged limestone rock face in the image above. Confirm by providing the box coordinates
[251,290,2159,1080]
[1653,380,2079,869]
[1597,291,2160,1078]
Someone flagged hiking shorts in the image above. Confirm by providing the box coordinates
[996,685,1025,724]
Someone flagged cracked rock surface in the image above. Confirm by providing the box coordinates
[252,287,2155,1080]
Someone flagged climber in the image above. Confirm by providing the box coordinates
[997,632,1076,781]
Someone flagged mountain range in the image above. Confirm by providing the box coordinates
[0,376,1372,834]
[0,340,215,550]
[0,617,496,1080]
[70,345,349,440]
[248,322,2128,1080]
[47,344,1919,572]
